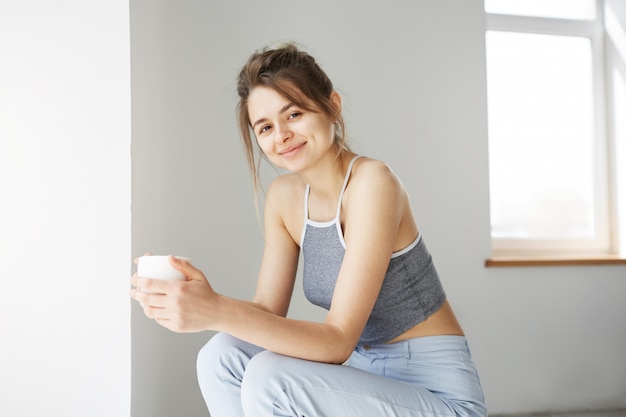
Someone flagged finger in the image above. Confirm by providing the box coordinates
[168,255,205,282]
[129,288,152,302]
[130,288,169,310]
[130,277,170,296]
[131,271,170,294]
[143,305,167,320]
[130,272,139,287]
[130,272,149,289]
[134,252,153,265]
[129,287,146,302]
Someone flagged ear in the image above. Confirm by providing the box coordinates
[330,90,342,114]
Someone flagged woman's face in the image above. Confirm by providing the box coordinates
[247,86,339,173]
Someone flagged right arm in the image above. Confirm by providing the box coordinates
[249,176,301,317]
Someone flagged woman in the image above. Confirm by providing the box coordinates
[131,42,487,417]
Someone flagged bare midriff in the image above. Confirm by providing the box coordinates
[385,299,464,344]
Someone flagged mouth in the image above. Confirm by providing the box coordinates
[279,142,306,157]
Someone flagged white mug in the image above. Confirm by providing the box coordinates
[137,255,191,281]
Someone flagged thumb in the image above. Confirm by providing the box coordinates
[168,255,205,282]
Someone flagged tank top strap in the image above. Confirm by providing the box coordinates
[303,183,311,221]
[335,155,362,219]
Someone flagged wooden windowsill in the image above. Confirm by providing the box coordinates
[485,255,626,267]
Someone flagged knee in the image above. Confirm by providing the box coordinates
[240,350,280,387]
[196,332,259,393]
[197,332,231,377]
[196,333,229,391]
[241,351,299,414]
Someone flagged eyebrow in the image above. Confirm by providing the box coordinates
[251,102,295,129]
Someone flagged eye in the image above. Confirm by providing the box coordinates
[288,112,301,120]
[258,125,271,135]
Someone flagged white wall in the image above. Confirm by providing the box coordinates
[130,1,626,416]
[0,1,131,416]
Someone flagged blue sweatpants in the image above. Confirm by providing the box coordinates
[196,332,487,417]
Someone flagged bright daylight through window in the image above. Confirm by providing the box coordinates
[484,0,626,261]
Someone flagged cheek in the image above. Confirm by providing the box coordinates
[322,122,335,143]
[255,134,268,150]
[315,118,335,140]
[255,136,275,158]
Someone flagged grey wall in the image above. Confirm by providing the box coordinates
[130,1,626,416]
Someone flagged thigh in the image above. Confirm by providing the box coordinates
[241,350,456,417]
[351,336,487,417]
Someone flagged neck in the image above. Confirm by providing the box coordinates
[299,149,355,200]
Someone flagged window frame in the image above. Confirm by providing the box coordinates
[484,0,620,260]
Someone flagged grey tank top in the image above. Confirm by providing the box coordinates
[300,156,447,345]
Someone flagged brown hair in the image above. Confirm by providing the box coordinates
[237,42,350,194]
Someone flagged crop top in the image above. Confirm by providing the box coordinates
[300,156,447,345]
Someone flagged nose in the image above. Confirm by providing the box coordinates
[274,121,292,143]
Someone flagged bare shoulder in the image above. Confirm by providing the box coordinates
[344,157,418,249]
[349,157,405,196]
[265,173,306,204]
[345,156,411,223]
[264,173,306,242]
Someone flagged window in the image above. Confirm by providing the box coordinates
[484,0,626,262]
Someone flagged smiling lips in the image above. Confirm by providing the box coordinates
[279,142,306,157]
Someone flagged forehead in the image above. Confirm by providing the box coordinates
[247,86,289,121]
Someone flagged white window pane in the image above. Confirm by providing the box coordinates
[486,31,596,240]
[485,0,596,20]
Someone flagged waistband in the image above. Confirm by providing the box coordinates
[355,335,468,355]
